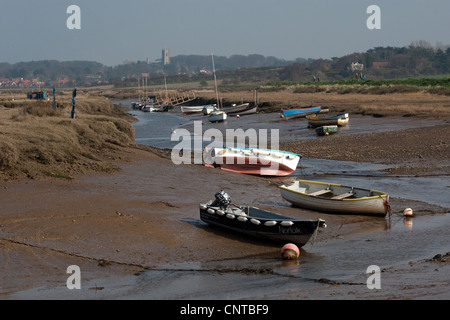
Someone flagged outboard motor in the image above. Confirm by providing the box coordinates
[212,190,231,208]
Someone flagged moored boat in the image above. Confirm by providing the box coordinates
[307,113,349,128]
[227,105,258,116]
[223,103,250,114]
[204,147,301,176]
[315,125,338,136]
[279,180,390,217]
[281,106,328,119]
[208,110,227,122]
[202,105,217,115]
[200,191,327,246]
[141,104,156,112]
[181,105,205,115]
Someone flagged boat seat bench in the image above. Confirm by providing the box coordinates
[310,189,332,196]
[331,192,354,200]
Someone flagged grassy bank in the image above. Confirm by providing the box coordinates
[266,77,450,96]
[0,93,137,180]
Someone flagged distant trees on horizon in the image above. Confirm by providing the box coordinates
[1,41,449,87]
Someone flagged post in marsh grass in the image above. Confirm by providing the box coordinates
[71,88,76,119]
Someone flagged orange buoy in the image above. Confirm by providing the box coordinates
[281,243,300,260]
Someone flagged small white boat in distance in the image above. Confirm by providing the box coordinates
[181,105,205,115]
[141,104,156,112]
[208,110,227,123]
[279,179,390,217]
[223,103,250,114]
[202,105,217,115]
[204,147,301,176]
[307,113,349,128]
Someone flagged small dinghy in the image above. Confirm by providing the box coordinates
[307,113,349,128]
[199,191,327,246]
[315,125,338,136]
[279,180,390,217]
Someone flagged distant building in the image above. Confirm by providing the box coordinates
[162,49,170,65]
[27,91,46,100]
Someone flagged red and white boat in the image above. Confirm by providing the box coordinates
[204,147,301,176]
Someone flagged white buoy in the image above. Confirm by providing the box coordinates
[403,208,413,216]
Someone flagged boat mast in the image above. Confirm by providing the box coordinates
[138,78,140,105]
[211,53,221,109]
[164,76,168,105]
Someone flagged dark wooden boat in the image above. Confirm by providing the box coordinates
[199,191,326,247]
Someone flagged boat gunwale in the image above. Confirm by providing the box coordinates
[203,204,321,222]
[279,179,389,201]
[215,147,301,158]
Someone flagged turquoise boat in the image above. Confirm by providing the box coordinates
[281,106,322,119]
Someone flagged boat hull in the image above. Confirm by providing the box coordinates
[228,105,257,116]
[181,106,205,115]
[223,103,250,114]
[199,203,325,247]
[205,147,300,176]
[279,180,390,217]
[315,125,338,136]
[282,106,329,119]
[307,113,349,127]
[282,106,322,119]
[202,105,217,115]
[208,111,227,122]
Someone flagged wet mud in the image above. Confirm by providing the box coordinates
[1,104,449,300]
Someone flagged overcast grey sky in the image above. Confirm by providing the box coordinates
[1,0,449,66]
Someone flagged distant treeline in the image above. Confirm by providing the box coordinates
[1,41,449,87]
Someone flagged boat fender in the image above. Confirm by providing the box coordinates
[319,219,327,228]
[207,208,215,214]
[200,204,207,210]
[237,216,248,222]
[280,221,294,226]
[250,218,261,225]
[216,209,225,216]
[264,221,277,227]
[226,213,235,219]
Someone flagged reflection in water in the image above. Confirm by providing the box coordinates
[403,217,414,229]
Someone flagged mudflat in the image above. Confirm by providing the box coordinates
[1,90,449,299]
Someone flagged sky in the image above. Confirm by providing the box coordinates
[0,0,449,66]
